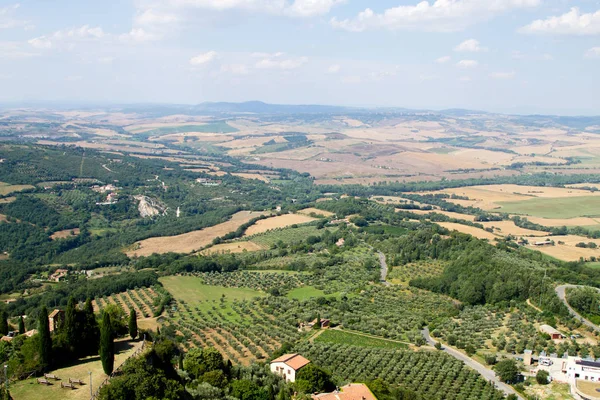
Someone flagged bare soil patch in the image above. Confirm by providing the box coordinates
[437,222,500,241]
[50,228,81,240]
[297,208,334,217]
[200,241,264,255]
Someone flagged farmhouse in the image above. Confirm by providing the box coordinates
[49,268,68,282]
[48,309,65,333]
[567,359,600,382]
[312,383,377,400]
[270,354,310,382]
[534,239,554,247]
[540,324,565,340]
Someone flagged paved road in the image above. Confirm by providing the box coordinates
[421,327,523,399]
[556,284,600,332]
[377,251,391,286]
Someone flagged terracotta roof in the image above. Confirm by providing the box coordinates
[271,354,311,371]
[24,329,38,337]
[312,384,377,400]
[48,309,63,318]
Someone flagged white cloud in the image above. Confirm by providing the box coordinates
[327,64,341,73]
[254,53,308,70]
[119,28,161,43]
[435,55,451,64]
[519,7,600,35]
[330,0,540,33]
[221,64,249,75]
[0,40,39,58]
[285,0,346,17]
[454,39,487,52]
[190,50,218,66]
[29,25,106,49]
[585,47,600,59]
[489,71,516,79]
[0,3,32,30]
[456,59,478,68]
[134,8,179,26]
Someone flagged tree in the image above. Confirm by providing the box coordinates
[536,369,550,385]
[494,359,519,383]
[295,364,335,393]
[82,298,99,356]
[230,380,268,400]
[128,309,138,340]
[314,313,321,330]
[465,344,476,356]
[0,310,8,335]
[100,312,115,375]
[183,347,225,380]
[38,306,52,370]
[18,316,25,335]
[64,296,78,345]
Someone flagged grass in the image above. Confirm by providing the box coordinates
[287,286,336,300]
[0,182,34,196]
[314,329,408,350]
[159,276,265,305]
[497,196,600,219]
[9,339,142,400]
[587,262,600,269]
[249,225,328,248]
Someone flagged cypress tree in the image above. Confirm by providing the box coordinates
[100,312,114,375]
[38,306,52,370]
[128,309,138,340]
[83,298,99,356]
[0,310,8,335]
[18,316,25,335]
[64,296,77,344]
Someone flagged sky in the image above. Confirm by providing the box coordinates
[0,0,600,115]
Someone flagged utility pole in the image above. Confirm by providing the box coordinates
[4,365,7,396]
[89,371,92,398]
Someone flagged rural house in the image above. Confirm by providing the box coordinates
[48,309,65,333]
[270,354,310,382]
[312,383,378,400]
[540,324,565,340]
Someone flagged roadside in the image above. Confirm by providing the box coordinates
[555,284,600,332]
[421,327,523,400]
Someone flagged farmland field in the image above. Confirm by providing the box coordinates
[126,211,266,256]
[437,222,499,241]
[0,182,34,196]
[297,207,335,217]
[159,276,266,304]
[497,196,600,218]
[132,121,238,136]
[243,213,316,236]
[201,241,264,254]
[314,329,409,350]
[249,224,331,248]
[286,286,329,300]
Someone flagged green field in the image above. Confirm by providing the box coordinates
[138,121,238,137]
[249,225,332,248]
[314,329,408,350]
[286,286,328,300]
[497,196,600,219]
[159,276,265,304]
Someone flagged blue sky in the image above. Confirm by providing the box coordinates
[1,0,599,114]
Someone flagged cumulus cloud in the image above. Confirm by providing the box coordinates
[28,25,106,49]
[585,47,600,59]
[189,50,218,66]
[519,7,600,35]
[327,64,341,73]
[330,0,540,32]
[435,55,451,64]
[456,59,478,68]
[454,39,487,52]
[254,53,308,70]
[285,0,346,17]
[489,71,516,79]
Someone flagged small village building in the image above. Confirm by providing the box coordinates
[49,268,68,282]
[270,354,310,382]
[312,383,378,400]
[567,359,600,383]
[523,349,533,366]
[336,238,345,247]
[48,309,65,332]
[540,324,565,340]
[534,240,553,247]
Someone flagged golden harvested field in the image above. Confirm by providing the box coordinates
[479,221,548,237]
[244,214,317,236]
[409,209,476,222]
[522,216,600,227]
[437,222,500,241]
[200,241,264,255]
[297,207,334,217]
[50,228,81,240]
[231,173,270,183]
[126,211,267,257]
[0,196,16,204]
[0,182,34,196]
[525,235,600,261]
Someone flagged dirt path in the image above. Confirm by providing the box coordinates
[421,327,523,400]
[378,251,391,286]
[526,298,543,313]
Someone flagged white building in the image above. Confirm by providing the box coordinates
[567,359,600,383]
[270,354,310,383]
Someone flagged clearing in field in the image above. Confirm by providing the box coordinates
[314,329,408,350]
[231,173,270,183]
[9,339,143,400]
[297,207,334,217]
[388,260,446,285]
[0,182,34,196]
[437,222,499,241]
[409,209,476,222]
[244,214,316,236]
[50,228,81,240]
[479,221,548,237]
[126,211,266,257]
[159,276,265,304]
[525,235,600,262]
[497,196,600,219]
[200,241,264,255]
[520,216,600,228]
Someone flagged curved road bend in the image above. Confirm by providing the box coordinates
[421,327,523,400]
[555,284,600,332]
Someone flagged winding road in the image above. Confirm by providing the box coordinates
[421,327,523,399]
[555,284,600,332]
[377,251,391,286]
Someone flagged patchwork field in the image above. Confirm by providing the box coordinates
[437,222,499,241]
[243,214,316,236]
[297,207,335,217]
[0,182,34,196]
[200,241,265,255]
[50,228,81,240]
[126,211,266,257]
[314,329,409,350]
[497,196,600,219]
[231,172,270,182]
[159,276,265,304]
[525,235,600,261]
